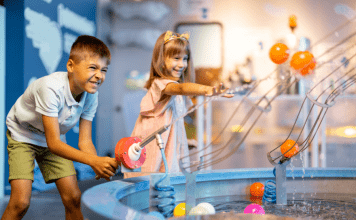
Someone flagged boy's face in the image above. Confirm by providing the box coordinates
[67,53,109,97]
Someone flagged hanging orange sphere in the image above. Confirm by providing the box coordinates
[250,182,264,197]
[290,51,303,70]
[299,52,316,76]
[280,139,299,158]
[290,51,313,70]
[290,51,313,71]
[269,43,290,64]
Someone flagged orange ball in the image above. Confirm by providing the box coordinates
[280,139,299,158]
[250,182,264,197]
[290,51,313,70]
[269,43,290,64]
[299,52,316,76]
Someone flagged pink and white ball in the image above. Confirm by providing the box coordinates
[244,203,265,215]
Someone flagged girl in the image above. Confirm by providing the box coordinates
[124,31,233,178]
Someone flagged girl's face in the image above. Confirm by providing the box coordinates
[164,50,188,79]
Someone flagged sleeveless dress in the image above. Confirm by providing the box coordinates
[124,78,192,178]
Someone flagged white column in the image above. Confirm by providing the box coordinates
[300,78,309,167]
[204,97,212,170]
[311,106,319,167]
[320,111,327,167]
[196,96,205,166]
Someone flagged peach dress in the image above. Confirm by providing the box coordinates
[124,78,192,179]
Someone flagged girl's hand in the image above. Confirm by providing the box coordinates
[206,83,234,98]
[91,156,118,181]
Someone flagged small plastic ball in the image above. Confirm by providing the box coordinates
[281,139,299,158]
[147,211,165,220]
[189,205,209,216]
[197,202,215,214]
[244,203,265,215]
[173,203,186,217]
[250,182,264,197]
[269,43,290,64]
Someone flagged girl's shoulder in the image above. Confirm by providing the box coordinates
[152,77,178,88]
[150,78,178,94]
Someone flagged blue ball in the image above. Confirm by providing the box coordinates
[147,211,165,220]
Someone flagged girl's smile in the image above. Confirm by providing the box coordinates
[165,51,188,79]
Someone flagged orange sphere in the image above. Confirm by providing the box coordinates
[290,51,313,70]
[250,182,264,197]
[281,139,299,158]
[299,52,316,76]
[269,43,290,64]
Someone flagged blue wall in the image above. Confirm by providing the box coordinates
[0,5,6,199]
[4,0,97,195]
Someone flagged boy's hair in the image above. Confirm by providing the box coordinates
[145,31,195,89]
[69,35,111,64]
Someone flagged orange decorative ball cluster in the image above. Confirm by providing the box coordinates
[290,51,316,75]
[269,43,290,64]
[280,139,299,158]
[289,15,297,28]
[250,182,264,197]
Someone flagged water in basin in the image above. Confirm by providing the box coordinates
[141,193,356,219]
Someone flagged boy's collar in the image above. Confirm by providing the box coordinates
[65,72,86,106]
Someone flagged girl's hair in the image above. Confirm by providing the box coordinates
[144,31,195,89]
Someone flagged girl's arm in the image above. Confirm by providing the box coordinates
[163,82,233,97]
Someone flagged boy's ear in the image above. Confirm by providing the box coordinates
[67,59,74,72]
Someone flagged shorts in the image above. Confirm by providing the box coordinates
[6,130,76,184]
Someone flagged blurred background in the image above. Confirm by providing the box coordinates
[1,0,356,199]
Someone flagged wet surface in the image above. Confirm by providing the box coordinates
[196,194,356,220]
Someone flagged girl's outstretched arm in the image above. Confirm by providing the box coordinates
[163,82,233,98]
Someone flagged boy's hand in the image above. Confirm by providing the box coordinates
[91,156,118,181]
[206,83,234,98]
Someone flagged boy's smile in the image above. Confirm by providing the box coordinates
[67,53,109,100]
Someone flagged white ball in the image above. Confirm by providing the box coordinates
[197,202,215,214]
[189,205,209,215]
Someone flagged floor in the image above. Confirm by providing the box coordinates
[0,174,124,220]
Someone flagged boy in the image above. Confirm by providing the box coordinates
[1,35,117,220]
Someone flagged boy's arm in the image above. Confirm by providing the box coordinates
[163,82,233,98]
[78,117,97,155]
[42,115,117,181]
